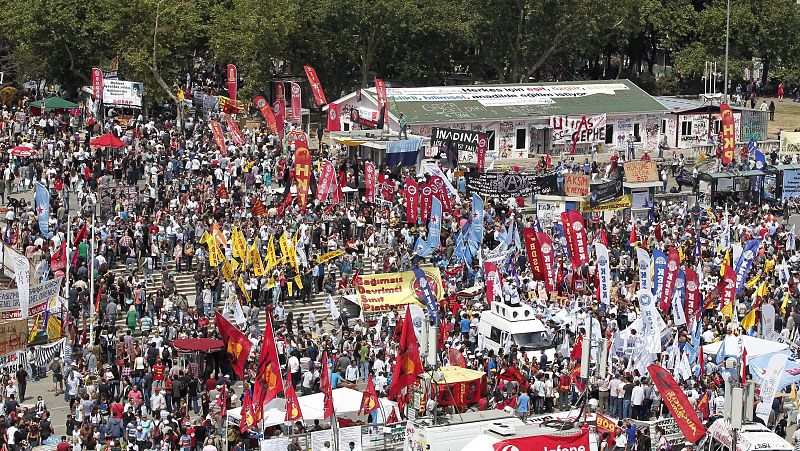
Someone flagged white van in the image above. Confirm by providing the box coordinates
[701,418,793,451]
[477,302,563,362]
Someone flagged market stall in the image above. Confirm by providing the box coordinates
[420,365,488,407]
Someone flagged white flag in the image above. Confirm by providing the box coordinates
[637,248,651,293]
[755,353,789,423]
[323,294,340,320]
[788,225,796,251]
[595,243,611,305]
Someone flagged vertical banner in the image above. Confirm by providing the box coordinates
[536,232,556,292]
[637,248,651,294]
[721,103,735,165]
[719,264,737,315]
[316,161,336,202]
[374,78,388,110]
[522,228,545,281]
[595,243,611,305]
[209,120,227,155]
[684,268,701,322]
[404,178,420,224]
[648,364,707,442]
[91,67,104,101]
[671,270,687,326]
[303,65,327,106]
[476,133,487,173]
[225,115,245,146]
[560,210,588,269]
[761,303,776,338]
[420,184,433,223]
[14,255,30,318]
[734,238,762,294]
[326,103,341,132]
[652,249,667,304]
[226,64,237,101]
[34,183,52,239]
[428,198,442,249]
[484,261,502,303]
[430,176,452,213]
[274,82,286,139]
[290,82,302,125]
[755,354,789,423]
[254,96,277,133]
[294,145,312,210]
[412,267,439,325]
[364,162,376,203]
[659,247,680,312]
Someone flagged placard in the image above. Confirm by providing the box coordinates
[782,169,800,199]
[550,114,607,145]
[0,277,62,319]
[0,319,28,355]
[338,426,362,451]
[356,268,443,313]
[624,161,659,183]
[563,174,590,197]
[430,127,481,164]
[780,131,800,154]
[590,177,624,204]
[465,172,559,197]
[102,80,143,108]
[311,430,334,451]
[536,201,564,229]
[581,195,632,212]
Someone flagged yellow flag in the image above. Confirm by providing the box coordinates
[221,260,234,281]
[287,280,293,298]
[746,272,762,289]
[199,231,212,245]
[211,223,228,246]
[280,232,297,270]
[28,314,40,343]
[279,233,290,264]
[294,275,303,290]
[238,276,251,303]
[230,258,240,271]
[765,259,775,273]
[266,236,278,270]
[782,291,790,314]
[741,307,757,330]
[791,385,799,408]
[266,277,276,289]
[47,315,62,340]
[756,281,768,298]
[208,239,221,267]
[721,248,731,277]
[250,241,264,277]
[721,299,733,317]
[231,226,246,261]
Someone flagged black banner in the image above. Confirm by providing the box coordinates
[465,172,559,197]
[430,127,481,165]
[589,177,624,205]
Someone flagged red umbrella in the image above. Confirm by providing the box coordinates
[90,133,126,148]
[10,144,36,157]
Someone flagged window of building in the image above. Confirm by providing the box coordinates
[605,124,614,144]
[680,121,692,136]
[486,130,496,151]
[633,123,643,142]
[515,128,527,150]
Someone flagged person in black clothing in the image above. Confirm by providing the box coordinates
[16,367,28,401]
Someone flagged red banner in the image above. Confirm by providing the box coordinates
[214,312,252,380]
[430,176,451,213]
[721,103,735,165]
[685,267,701,322]
[50,242,67,272]
[484,261,502,303]
[595,413,622,447]
[537,232,556,292]
[374,78,387,109]
[303,65,327,107]
[660,246,680,312]
[523,227,546,282]
[327,103,341,132]
[321,352,335,418]
[254,96,277,133]
[209,120,227,155]
[493,429,590,451]
[405,178,419,224]
[648,364,706,443]
[290,82,302,125]
[434,376,487,406]
[274,82,286,139]
[477,133,487,172]
[225,115,245,146]
[420,183,433,223]
[364,162,376,203]
[561,210,589,269]
[91,67,103,101]
[316,160,336,202]
[254,315,282,407]
[294,145,312,210]
[227,64,237,101]
[720,264,736,312]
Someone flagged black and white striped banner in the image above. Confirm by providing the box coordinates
[33,338,66,367]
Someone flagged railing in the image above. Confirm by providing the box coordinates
[253,422,407,451]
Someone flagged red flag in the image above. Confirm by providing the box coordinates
[316,160,336,202]
[321,352,335,419]
[225,115,245,146]
[50,242,67,271]
[536,232,556,292]
[447,348,466,367]
[359,376,379,416]
[209,120,227,155]
[648,364,706,443]
[628,226,637,246]
[217,384,227,417]
[374,78,387,109]
[654,223,662,242]
[388,306,424,400]
[476,133,487,173]
[497,366,525,383]
[289,82,302,125]
[254,96,277,133]
[250,385,263,423]
[484,261,502,303]
[91,68,104,101]
[73,224,88,246]
[240,389,256,432]
[403,177,419,223]
[698,344,705,379]
[595,413,622,448]
[285,375,303,422]
[419,183,433,223]
[570,335,584,361]
[273,82,285,139]
[95,286,102,312]
[719,264,736,313]
[294,145,312,210]
[254,314,282,405]
[741,346,748,384]
[303,65,327,107]
[364,162,376,203]
[216,184,229,200]
[685,268,701,322]
[226,64,237,101]
[251,199,267,217]
[721,103,735,165]
[385,408,399,424]
[327,103,341,132]
[572,365,586,392]
[696,391,710,420]
[598,229,609,246]
[523,227,546,282]
[561,210,589,269]
[659,247,680,312]
[214,312,253,380]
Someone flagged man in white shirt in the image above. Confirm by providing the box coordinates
[630,381,645,420]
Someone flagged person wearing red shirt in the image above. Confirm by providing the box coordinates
[56,436,70,451]
[153,359,166,388]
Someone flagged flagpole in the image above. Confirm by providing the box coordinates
[89,211,95,348]
[65,214,71,318]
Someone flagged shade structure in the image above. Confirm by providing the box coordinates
[10,143,36,157]
[29,97,78,110]
[90,133,126,148]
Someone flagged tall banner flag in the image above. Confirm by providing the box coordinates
[290,82,302,125]
[321,352,335,418]
[721,103,735,165]
[419,183,433,223]
[659,247,680,312]
[226,64,237,101]
[254,96,277,133]
[316,160,336,202]
[91,68,103,100]
[214,312,253,379]
[412,267,439,325]
[484,261,503,303]
[327,103,341,132]
[374,78,388,110]
[285,379,303,422]
[388,306,424,399]
[561,210,588,269]
[652,249,667,304]
[273,82,286,139]
[476,133,487,172]
[404,178,420,224]
[294,145,312,209]
[637,248,651,294]
[50,242,66,271]
[303,65,327,106]
[595,243,611,305]
[240,389,256,432]
[671,270,687,326]
[470,193,485,252]
[755,354,789,423]
[209,120,227,154]
[734,238,762,294]
[685,268,701,322]
[225,115,245,146]
[427,198,442,249]
[34,183,52,239]
[359,377,380,416]
[720,264,737,316]
[536,232,556,292]
[255,314,282,404]
[788,225,796,251]
[648,364,706,442]
[522,228,545,281]
[364,162,376,203]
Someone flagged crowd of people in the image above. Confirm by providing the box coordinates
[0,81,797,451]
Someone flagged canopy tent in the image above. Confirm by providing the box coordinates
[422,365,486,384]
[702,335,790,360]
[30,97,78,111]
[172,338,224,353]
[90,133,126,148]
[333,137,365,147]
[226,387,400,428]
[420,365,488,406]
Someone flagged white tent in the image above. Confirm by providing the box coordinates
[702,335,790,360]
[226,387,400,428]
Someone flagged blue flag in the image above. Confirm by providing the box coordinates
[414,236,433,258]
[413,267,439,325]
[427,197,442,249]
[34,183,52,239]
[652,249,667,300]
[753,141,766,171]
[470,193,484,250]
[734,238,762,293]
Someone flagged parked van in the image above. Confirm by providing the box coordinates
[700,418,792,451]
[477,302,563,362]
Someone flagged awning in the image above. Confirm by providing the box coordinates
[702,335,789,360]
[333,137,366,147]
[421,365,486,384]
[172,338,224,353]
[90,133,126,148]
[30,96,78,110]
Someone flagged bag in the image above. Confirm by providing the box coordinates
[184,245,194,256]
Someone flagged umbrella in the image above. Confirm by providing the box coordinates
[34,238,44,247]
[10,143,36,157]
[73,280,87,289]
[90,133,126,148]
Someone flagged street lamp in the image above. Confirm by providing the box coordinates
[723,0,731,102]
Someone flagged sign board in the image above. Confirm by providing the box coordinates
[356,269,442,314]
[0,319,27,355]
[780,131,800,154]
[102,80,143,108]
[563,174,590,197]
[782,169,800,200]
[536,200,565,229]
[581,195,632,212]
[430,127,481,164]
[624,161,659,183]
[0,277,62,320]
[550,114,607,145]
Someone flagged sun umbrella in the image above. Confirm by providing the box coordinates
[90,133,126,148]
[10,143,36,157]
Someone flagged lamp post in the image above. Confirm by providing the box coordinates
[723,0,731,102]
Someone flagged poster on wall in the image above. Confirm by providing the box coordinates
[429,127,482,165]
[550,114,606,145]
[782,169,800,199]
[337,426,362,451]
[763,174,776,200]
[465,172,559,197]
[780,132,800,154]
[631,191,652,209]
[102,80,143,108]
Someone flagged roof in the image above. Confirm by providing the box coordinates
[30,96,78,110]
[656,96,765,114]
[766,164,800,171]
[360,79,668,124]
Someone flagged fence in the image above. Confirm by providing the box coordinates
[254,422,407,451]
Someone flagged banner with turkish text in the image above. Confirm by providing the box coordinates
[254,96,277,133]
[648,364,706,443]
[294,145,312,210]
[91,68,103,101]
[226,64,237,101]
[477,133,487,172]
[561,210,589,268]
[327,103,341,132]
[659,247,680,312]
[274,82,285,138]
[596,243,611,305]
[493,429,590,451]
[537,232,556,292]
[721,103,735,165]
[720,264,736,313]
[290,82,302,125]
[225,115,245,146]
[209,120,227,155]
[685,268,701,322]
[316,160,336,202]
[364,162,376,203]
[405,178,420,223]
[303,65,327,106]
[420,183,433,223]
[374,78,387,109]
[523,227,546,282]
